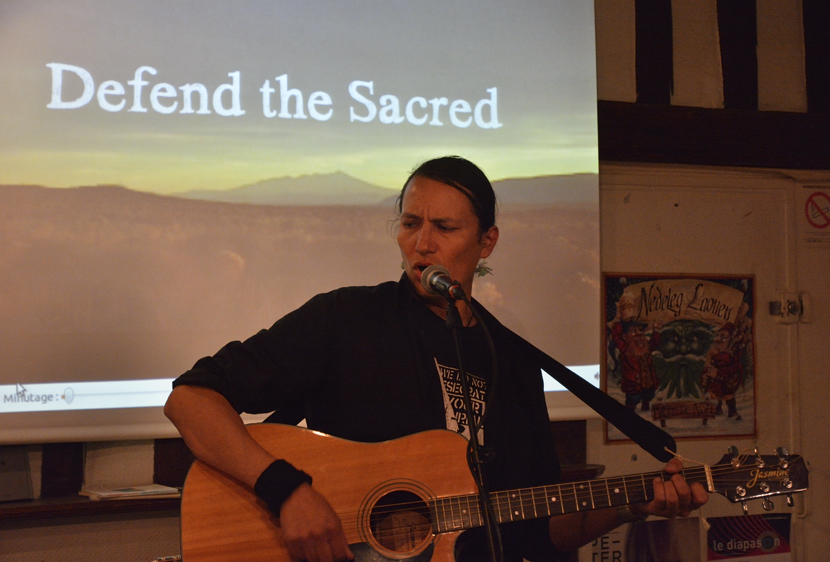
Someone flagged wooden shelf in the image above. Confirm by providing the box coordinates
[0,495,181,522]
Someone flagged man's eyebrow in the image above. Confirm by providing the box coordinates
[400,212,461,225]
[430,216,460,225]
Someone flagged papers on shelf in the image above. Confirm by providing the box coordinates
[79,484,181,500]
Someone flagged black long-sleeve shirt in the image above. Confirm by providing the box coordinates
[174,275,565,561]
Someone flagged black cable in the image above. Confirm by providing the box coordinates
[460,294,499,438]
[445,296,503,562]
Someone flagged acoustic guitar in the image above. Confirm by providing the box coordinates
[180,424,808,562]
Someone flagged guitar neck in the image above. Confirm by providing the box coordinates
[431,467,708,533]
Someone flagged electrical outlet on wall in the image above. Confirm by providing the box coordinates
[769,292,808,324]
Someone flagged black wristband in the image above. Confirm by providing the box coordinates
[254,459,313,515]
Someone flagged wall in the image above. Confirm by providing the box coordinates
[593,163,829,561]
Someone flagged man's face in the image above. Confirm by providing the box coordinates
[396,176,498,303]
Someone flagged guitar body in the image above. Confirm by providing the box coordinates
[181,424,476,562]
[181,424,809,562]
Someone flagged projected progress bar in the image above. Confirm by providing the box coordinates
[0,379,175,413]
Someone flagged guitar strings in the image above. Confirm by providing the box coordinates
[328,457,799,521]
[324,456,802,546]
[358,457,795,518]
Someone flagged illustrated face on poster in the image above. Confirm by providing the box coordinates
[603,275,757,441]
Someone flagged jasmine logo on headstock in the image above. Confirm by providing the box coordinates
[747,467,790,488]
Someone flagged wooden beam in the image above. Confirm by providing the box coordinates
[598,100,830,169]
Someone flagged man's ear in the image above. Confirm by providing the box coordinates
[479,226,499,258]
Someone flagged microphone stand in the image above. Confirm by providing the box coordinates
[444,296,503,562]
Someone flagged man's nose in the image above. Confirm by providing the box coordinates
[415,226,436,254]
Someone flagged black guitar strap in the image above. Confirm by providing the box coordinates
[526,341,677,463]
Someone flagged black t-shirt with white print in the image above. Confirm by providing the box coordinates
[411,307,492,445]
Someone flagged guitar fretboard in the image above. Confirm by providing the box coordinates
[430,467,708,533]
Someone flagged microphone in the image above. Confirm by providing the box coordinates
[421,265,466,300]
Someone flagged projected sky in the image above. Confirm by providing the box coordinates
[0,0,598,192]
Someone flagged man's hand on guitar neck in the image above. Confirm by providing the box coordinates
[629,457,709,519]
[548,457,709,552]
[280,483,354,562]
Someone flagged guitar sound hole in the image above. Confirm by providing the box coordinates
[369,490,432,554]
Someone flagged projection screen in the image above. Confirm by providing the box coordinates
[0,0,601,443]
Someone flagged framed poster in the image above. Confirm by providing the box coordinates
[603,274,757,442]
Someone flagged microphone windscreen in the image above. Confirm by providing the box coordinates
[421,264,449,294]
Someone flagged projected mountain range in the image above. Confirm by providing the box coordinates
[177,172,598,207]
[179,173,393,206]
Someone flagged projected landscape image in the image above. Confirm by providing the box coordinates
[0,174,598,385]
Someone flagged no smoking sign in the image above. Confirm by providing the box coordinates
[802,185,830,247]
[805,191,830,229]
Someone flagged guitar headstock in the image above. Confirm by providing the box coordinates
[710,447,808,511]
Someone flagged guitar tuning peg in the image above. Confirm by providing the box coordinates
[787,495,795,508]
[728,446,741,467]
[754,447,765,468]
[741,501,749,515]
[775,447,789,468]
[762,499,775,511]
